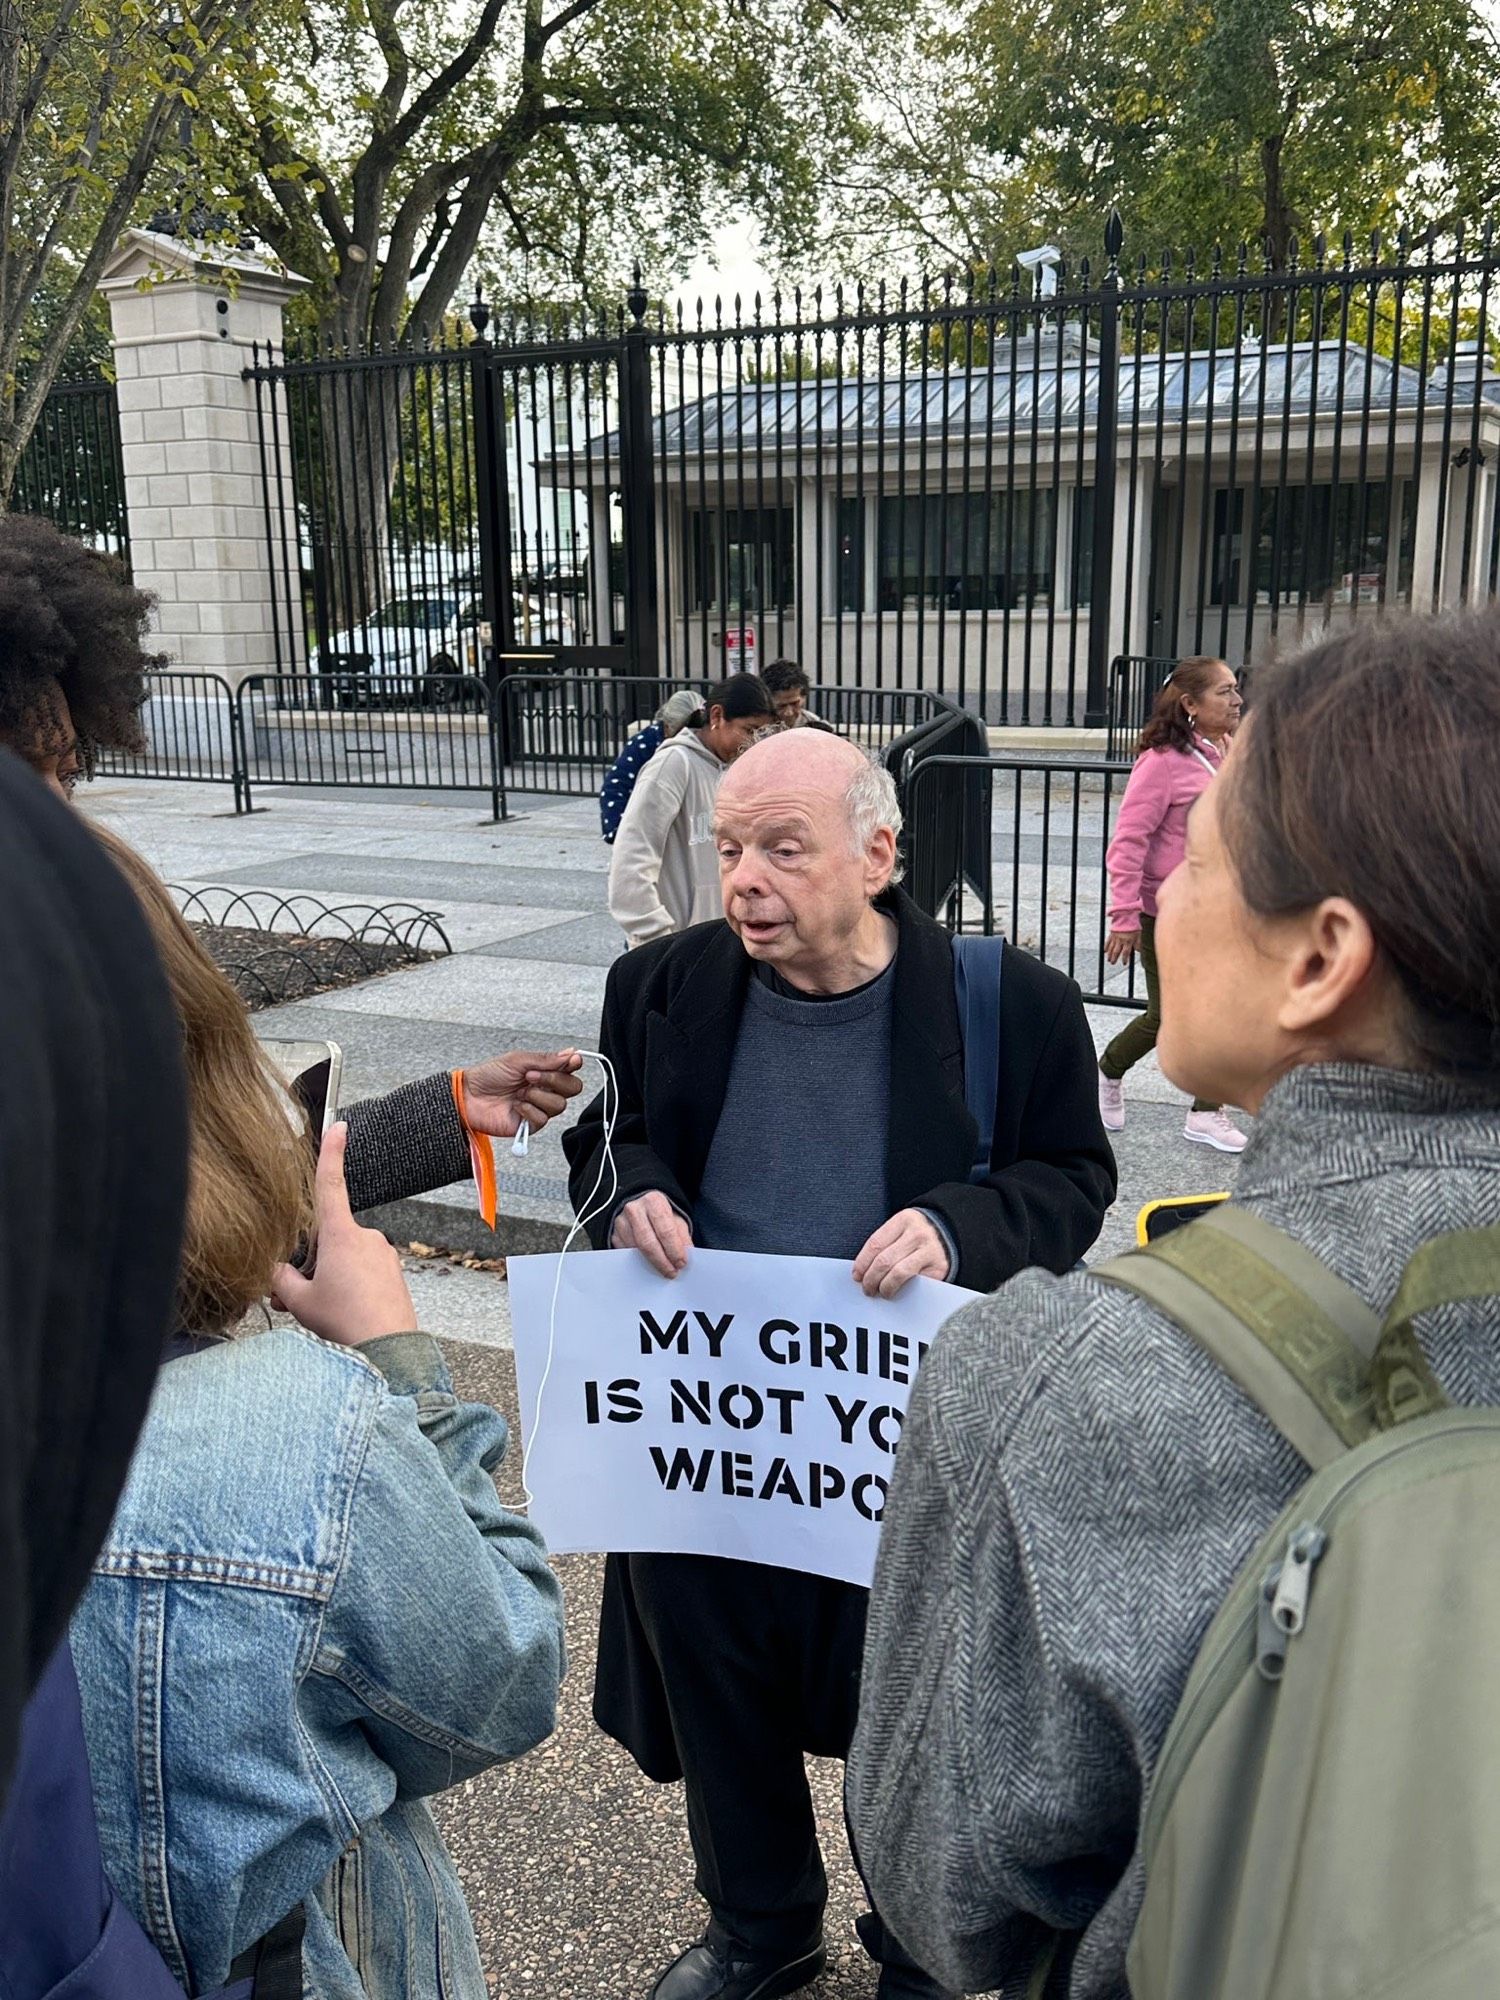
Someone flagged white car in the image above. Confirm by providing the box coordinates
[308,587,575,687]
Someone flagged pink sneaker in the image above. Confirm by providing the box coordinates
[1184,1107,1248,1153]
[1098,1071,1125,1132]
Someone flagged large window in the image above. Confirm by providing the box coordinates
[882,491,1055,610]
[838,491,1058,612]
[1211,481,1415,606]
[686,506,795,614]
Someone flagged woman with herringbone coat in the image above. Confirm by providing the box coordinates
[850,609,1500,2000]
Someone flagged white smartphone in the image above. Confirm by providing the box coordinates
[261,1039,344,1153]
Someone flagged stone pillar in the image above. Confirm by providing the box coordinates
[588,486,615,646]
[98,229,311,688]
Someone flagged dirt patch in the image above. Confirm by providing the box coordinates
[193,922,434,1011]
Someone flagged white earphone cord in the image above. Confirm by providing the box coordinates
[518,1048,619,1512]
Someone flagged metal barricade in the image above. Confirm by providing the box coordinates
[1106,655,1176,759]
[501,674,680,797]
[500,674,969,800]
[237,673,505,820]
[905,753,1145,1008]
[96,672,246,810]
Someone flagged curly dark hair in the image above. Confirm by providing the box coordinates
[0,514,162,777]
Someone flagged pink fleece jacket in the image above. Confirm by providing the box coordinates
[1105,736,1226,930]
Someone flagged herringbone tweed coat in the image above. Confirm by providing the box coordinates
[849,1063,1500,1999]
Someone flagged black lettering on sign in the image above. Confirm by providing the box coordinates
[649,1445,713,1491]
[759,1318,801,1364]
[693,1310,734,1358]
[869,1405,904,1453]
[719,1383,765,1431]
[809,1463,845,1509]
[584,1379,642,1424]
[882,1330,913,1385]
[670,1380,713,1425]
[812,1320,849,1370]
[758,1458,805,1504]
[721,1451,755,1498]
[763,1386,805,1434]
[827,1392,866,1444]
[852,1473,888,1522]
[640,1309,689,1354]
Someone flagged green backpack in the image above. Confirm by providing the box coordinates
[1093,1203,1500,2000]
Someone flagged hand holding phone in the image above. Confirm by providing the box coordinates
[261,1039,345,1153]
[273,1124,418,1348]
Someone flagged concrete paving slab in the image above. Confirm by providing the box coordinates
[307,952,609,1041]
[401,1258,513,1347]
[480,914,628,970]
[214,852,611,912]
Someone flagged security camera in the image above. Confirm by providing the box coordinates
[1016,243,1064,299]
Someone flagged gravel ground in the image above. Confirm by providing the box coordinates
[436,1337,889,2000]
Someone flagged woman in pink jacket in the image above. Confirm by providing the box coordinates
[1099,656,1248,1151]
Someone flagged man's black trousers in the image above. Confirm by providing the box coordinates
[621,1550,931,1977]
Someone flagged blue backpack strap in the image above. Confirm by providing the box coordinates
[951,933,1004,1184]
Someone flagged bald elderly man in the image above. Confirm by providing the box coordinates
[564,731,1115,2000]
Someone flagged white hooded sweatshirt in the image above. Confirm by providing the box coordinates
[607,729,725,945]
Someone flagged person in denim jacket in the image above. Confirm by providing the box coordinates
[70,832,565,2000]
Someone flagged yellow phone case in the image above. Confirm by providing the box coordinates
[1135,1191,1231,1245]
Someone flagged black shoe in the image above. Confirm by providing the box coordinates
[649,1934,828,2000]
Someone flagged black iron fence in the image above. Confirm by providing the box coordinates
[247,223,1500,726]
[10,375,131,567]
[904,752,1147,1007]
[94,671,977,817]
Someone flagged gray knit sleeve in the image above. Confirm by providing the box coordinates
[342,1072,472,1215]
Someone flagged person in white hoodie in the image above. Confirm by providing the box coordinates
[608,672,777,945]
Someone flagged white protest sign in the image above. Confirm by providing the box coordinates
[508,1247,976,1588]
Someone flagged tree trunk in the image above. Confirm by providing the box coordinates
[307,361,410,648]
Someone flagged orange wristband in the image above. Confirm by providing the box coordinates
[450,1070,498,1231]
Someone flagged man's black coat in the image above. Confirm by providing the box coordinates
[564,889,1117,1783]
[564,885,1116,1294]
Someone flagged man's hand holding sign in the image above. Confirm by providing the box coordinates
[613,1192,949,1300]
[552,730,1115,2000]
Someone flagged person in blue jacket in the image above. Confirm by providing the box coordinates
[601,687,703,842]
[69,833,566,2000]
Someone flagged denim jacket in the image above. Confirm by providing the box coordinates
[71,1327,564,2000]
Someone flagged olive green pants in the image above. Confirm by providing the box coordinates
[1100,915,1214,1112]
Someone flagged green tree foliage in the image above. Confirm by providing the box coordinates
[202,0,901,352]
[0,0,257,496]
[826,0,1500,278]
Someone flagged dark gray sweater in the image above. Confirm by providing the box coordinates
[694,960,896,1260]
